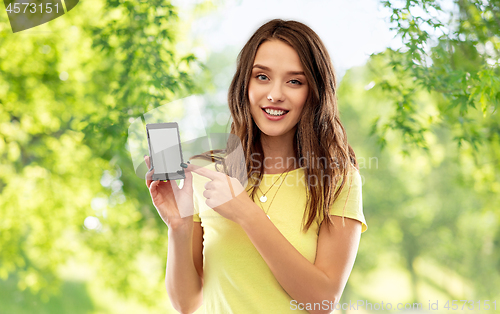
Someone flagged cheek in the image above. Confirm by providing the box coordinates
[247,82,260,106]
[293,90,308,113]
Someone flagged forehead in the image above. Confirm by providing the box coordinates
[253,39,304,71]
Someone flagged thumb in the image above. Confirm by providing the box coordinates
[168,179,181,194]
[182,170,193,192]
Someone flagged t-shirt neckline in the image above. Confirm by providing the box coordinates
[261,167,305,177]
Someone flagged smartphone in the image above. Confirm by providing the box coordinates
[146,122,185,181]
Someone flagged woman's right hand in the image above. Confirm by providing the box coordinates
[144,155,194,230]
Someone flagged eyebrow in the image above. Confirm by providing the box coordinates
[252,64,305,76]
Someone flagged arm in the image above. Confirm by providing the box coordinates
[239,208,361,314]
[143,156,204,313]
[166,221,204,314]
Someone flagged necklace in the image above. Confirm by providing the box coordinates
[257,167,292,219]
[257,165,293,203]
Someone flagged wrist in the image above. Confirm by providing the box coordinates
[168,219,193,238]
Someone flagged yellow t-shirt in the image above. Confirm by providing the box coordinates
[191,161,367,313]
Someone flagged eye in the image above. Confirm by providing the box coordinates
[289,79,303,85]
[256,74,269,81]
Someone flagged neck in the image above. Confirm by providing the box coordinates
[259,129,298,174]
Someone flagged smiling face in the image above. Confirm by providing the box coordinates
[248,39,309,139]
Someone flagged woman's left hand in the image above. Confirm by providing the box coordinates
[186,163,255,224]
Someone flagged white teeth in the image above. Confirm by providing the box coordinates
[264,108,287,116]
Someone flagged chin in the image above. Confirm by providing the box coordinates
[259,126,293,138]
[261,131,283,137]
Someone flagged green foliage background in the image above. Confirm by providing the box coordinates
[0,0,498,313]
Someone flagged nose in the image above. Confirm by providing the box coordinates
[267,82,285,103]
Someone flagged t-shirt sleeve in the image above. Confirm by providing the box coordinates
[193,212,201,222]
[329,166,368,233]
[192,169,202,223]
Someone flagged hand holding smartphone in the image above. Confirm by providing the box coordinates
[145,122,195,226]
[144,154,195,227]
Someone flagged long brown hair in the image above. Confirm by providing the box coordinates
[192,19,358,231]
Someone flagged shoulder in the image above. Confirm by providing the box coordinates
[334,163,362,194]
[329,164,367,233]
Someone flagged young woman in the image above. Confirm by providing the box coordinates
[145,19,367,314]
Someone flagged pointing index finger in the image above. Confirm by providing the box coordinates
[186,163,220,180]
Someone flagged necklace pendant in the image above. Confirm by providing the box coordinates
[260,195,268,203]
